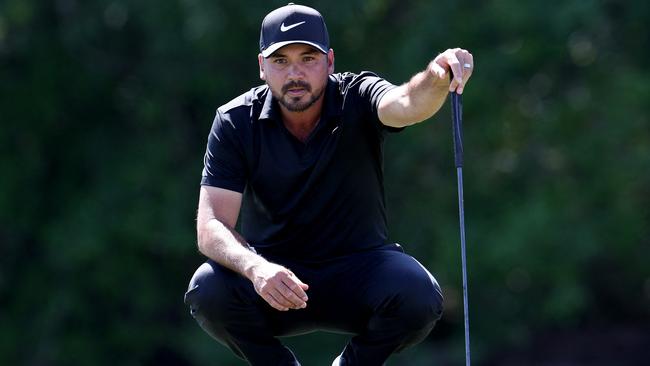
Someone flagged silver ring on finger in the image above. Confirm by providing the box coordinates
[463,63,472,69]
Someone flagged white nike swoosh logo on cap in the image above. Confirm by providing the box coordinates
[280,21,306,32]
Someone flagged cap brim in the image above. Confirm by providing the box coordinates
[261,41,328,58]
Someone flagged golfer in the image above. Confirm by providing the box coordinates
[185,3,473,365]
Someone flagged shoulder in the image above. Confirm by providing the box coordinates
[209,86,268,140]
[216,85,269,122]
[330,71,378,86]
[331,71,391,95]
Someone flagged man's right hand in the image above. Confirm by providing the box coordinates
[247,262,309,311]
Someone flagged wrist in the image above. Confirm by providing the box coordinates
[243,256,268,281]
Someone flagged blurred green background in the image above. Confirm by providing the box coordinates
[1,0,648,365]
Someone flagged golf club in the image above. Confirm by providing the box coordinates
[450,91,471,366]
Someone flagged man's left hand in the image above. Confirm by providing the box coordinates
[428,48,474,94]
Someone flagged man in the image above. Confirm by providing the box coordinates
[184,3,473,365]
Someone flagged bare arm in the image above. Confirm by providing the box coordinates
[196,185,261,275]
[378,48,474,128]
[196,185,309,311]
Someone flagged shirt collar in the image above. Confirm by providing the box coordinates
[258,75,342,123]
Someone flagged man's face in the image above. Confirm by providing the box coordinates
[259,43,334,113]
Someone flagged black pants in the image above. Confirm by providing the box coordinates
[184,244,443,366]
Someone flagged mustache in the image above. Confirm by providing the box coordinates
[282,81,312,94]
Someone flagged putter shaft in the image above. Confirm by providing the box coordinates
[451,92,471,366]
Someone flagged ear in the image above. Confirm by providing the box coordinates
[258,53,266,81]
[327,49,335,74]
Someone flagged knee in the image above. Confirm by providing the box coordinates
[184,261,231,320]
[389,272,443,351]
[393,265,444,329]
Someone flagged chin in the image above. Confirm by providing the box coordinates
[281,95,318,112]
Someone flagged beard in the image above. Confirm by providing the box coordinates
[272,80,325,112]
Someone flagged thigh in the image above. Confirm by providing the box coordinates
[203,245,442,337]
[352,244,441,304]
[186,260,329,338]
[352,245,444,327]
[287,244,443,333]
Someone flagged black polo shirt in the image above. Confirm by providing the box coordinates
[201,71,402,261]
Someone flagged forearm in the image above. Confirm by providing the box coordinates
[403,67,451,121]
[197,219,268,280]
[379,48,474,128]
[378,65,450,127]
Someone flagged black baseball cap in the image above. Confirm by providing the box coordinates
[259,3,330,58]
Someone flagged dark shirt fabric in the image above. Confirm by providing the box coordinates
[201,71,401,262]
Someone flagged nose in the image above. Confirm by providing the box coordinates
[287,63,305,80]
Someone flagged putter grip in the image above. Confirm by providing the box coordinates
[451,92,464,168]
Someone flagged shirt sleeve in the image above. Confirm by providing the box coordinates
[200,110,247,192]
[356,72,404,133]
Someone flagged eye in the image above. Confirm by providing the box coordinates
[303,56,316,62]
[272,58,287,64]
